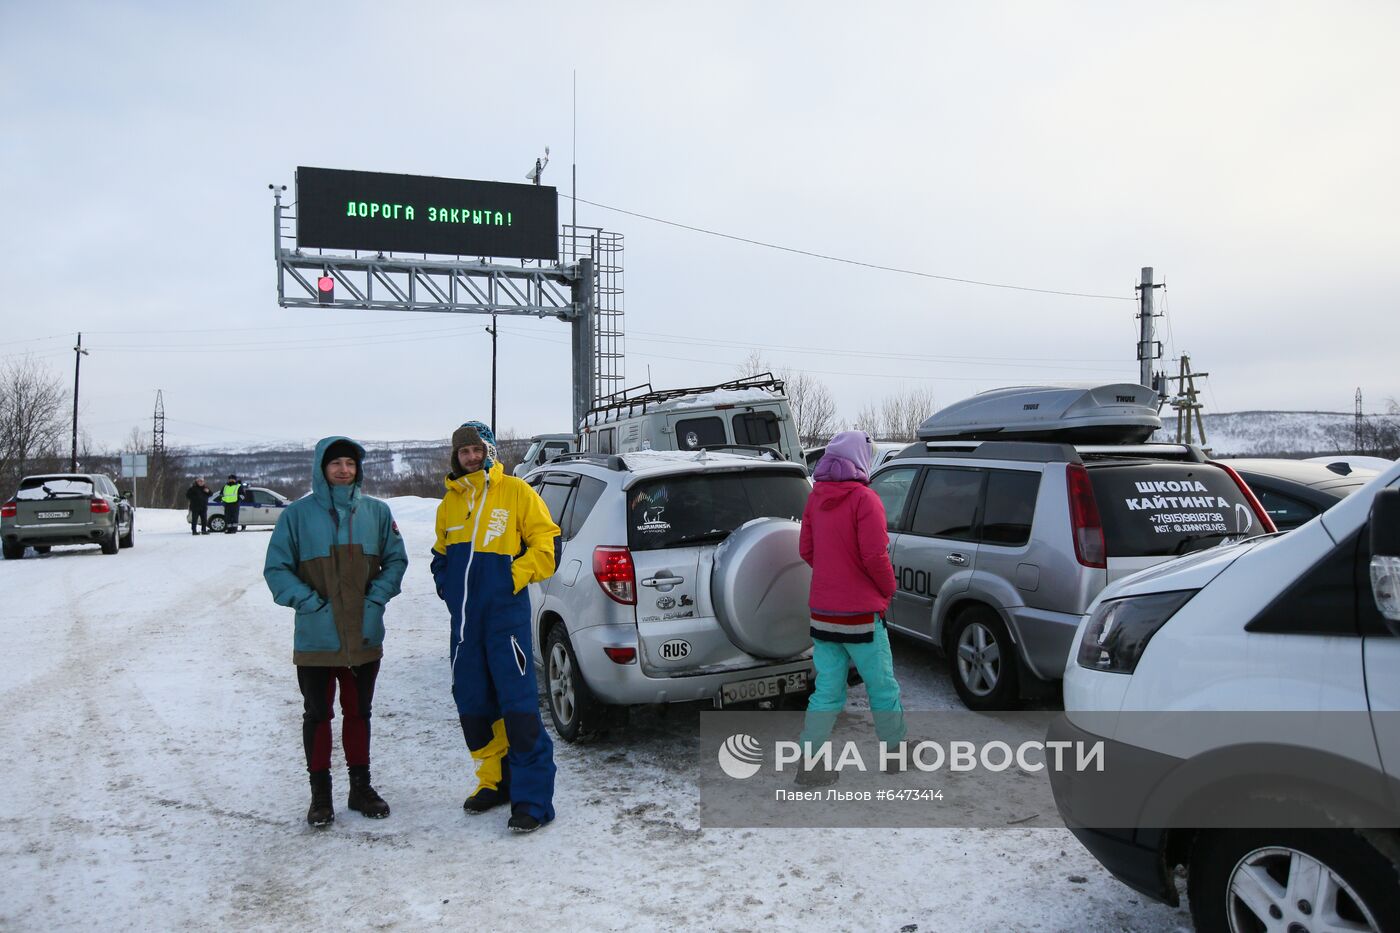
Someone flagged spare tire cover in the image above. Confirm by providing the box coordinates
[711,517,812,659]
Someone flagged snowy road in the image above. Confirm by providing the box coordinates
[1,504,1191,932]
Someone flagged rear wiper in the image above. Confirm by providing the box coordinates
[669,529,732,546]
[1171,532,1234,555]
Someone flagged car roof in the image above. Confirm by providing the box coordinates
[1219,458,1379,492]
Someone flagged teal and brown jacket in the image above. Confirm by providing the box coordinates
[264,436,409,666]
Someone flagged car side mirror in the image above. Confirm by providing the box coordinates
[1369,487,1400,634]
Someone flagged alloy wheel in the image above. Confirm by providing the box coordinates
[1226,845,1380,933]
[548,641,576,726]
[955,621,1001,697]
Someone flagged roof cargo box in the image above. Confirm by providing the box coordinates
[917,383,1163,444]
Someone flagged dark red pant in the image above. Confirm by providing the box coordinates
[296,661,380,772]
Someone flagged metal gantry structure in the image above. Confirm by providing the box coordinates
[271,188,619,430]
[152,389,166,459]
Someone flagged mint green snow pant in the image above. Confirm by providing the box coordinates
[799,618,906,753]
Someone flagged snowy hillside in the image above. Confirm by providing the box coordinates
[1150,410,1360,455]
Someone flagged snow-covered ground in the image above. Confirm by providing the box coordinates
[1,504,1191,932]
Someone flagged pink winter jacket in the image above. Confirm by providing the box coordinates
[798,481,897,613]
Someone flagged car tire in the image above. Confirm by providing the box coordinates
[945,605,1021,711]
[2,541,24,560]
[100,530,119,555]
[207,515,227,533]
[1188,829,1399,933]
[544,624,604,743]
[119,519,135,549]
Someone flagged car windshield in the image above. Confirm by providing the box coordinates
[626,470,810,551]
[15,478,95,500]
[1088,462,1263,557]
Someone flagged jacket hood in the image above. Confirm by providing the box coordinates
[814,430,875,483]
[809,480,864,510]
[311,435,365,509]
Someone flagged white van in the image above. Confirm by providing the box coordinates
[579,374,804,465]
[512,433,578,478]
[1051,461,1400,931]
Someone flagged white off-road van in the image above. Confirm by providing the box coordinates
[578,374,805,465]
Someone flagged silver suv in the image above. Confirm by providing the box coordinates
[2,473,135,559]
[523,448,815,741]
[870,440,1274,710]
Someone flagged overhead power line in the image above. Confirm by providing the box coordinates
[568,195,1133,302]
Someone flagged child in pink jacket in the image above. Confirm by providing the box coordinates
[796,431,905,784]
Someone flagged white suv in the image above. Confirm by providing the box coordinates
[1051,461,1400,931]
[523,449,816,741]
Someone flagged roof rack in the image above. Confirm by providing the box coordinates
[692,444,784,460]
[1075,443,1206,464]
[892,440,1082,464]
[583,373,787,424]
[546,452,627,471]
[917,383,1162,445]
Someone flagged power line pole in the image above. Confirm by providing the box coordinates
[1355,388,1364,452]
[153,389,166,459]
[1135,267,1164,394]
[486,314,498,430]
[70,333,89,472]
[1167,355,1210,447]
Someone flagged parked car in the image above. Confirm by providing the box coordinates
[869,384,1274,710]
[521,448,816,741]
[804,441,909,472]
[579,373,805,465]
[512,433,578,477]
[2,473,135,558]
[1050,461,1400,931]
[1305,454,1396,476]
[1220,457,1377,531]
[191,486,291,532]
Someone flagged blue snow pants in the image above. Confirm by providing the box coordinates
[799,617,906,753]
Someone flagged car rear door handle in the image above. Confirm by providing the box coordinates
[945,553,969,566]
[641,575,685,588]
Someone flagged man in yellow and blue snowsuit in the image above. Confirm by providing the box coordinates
[431,421,560,833]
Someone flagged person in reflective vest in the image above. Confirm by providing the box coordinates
[221,474,242,534]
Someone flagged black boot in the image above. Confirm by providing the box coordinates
[463,785,509,814]
[347,764,389,818]
[507,804,545,834]
[307,770,334,827]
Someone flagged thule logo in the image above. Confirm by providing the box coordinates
[1022,403,1039,411]
[1115,395,1136,403]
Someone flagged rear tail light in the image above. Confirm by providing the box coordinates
[1,501,15,518]
[1066,464,1107,568]
[603,646,637,664]
[90,497,111,514]
[1210,461,1278,535]
[593,546,637,605]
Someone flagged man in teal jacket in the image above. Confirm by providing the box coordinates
[264,436,409,827]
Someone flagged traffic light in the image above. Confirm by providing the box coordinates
[317,274,335,305]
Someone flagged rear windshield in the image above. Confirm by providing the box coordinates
[1088,462,1261,557]
[16,478,94,500]
[626,470,809,551]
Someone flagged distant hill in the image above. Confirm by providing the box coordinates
[1151,410,1380,456]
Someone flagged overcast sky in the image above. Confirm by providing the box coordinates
[3,1,1397,450]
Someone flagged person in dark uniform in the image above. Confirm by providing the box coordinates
[186,477,213,535]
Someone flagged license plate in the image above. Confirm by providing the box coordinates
[720,670,809,706]
[37,511,71,519]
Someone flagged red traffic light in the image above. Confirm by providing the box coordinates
[317,275,335,304]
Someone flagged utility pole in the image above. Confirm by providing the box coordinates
[1167,355,1210,447]
[1355,388,1364,452]
[71,333,89,472]
[1135,267,1164,395]
[485,314,498,430]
